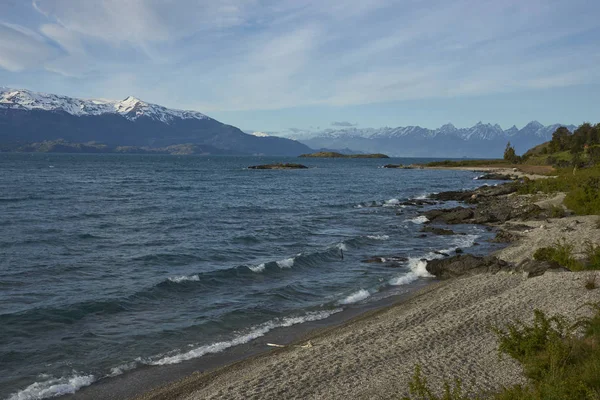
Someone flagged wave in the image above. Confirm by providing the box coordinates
[339,289,371,305]
[407,215,429,224]
[167,275,200,283]
[366,234,389,241]
[389,234,480,286]
[7,373,95,400]
[276,258,295,269]
[145,309,342,366]
[249,263,266,273]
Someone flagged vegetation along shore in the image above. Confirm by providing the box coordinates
[133,123,600,399]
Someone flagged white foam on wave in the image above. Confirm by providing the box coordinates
[249,263,266,273]
[108,362,137,377]
[389,233,480,286]
[413,193,429,200]
[367,234,390,240]
[339,289,371,304]
[168,275,199,283]
[383,198,405,207]
[337,243,348,251]
[276,258,294,268]
[146,309,342,366]
[8,374,95,400]
[389,258,433,286]
[408,215,429,224]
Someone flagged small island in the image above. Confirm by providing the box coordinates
[248,163,308,170]
[299,151,389,158]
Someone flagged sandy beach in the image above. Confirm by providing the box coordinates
[133,183,600,399]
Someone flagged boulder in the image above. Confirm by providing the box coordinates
[423,207,474,224]
[425,255,514,279]
[515,259,570,278]
[491,229,522,243]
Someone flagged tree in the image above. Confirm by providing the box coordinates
[550,126,571,152]
[504,142,519,163]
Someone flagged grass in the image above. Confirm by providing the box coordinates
[515,164,600,215]
[549,205,567,218]
[533,239,582,270]
[402,304,600,400]
[584,242,600,270]
[585,275,598,290]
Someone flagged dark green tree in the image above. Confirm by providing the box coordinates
[503,142,519,163]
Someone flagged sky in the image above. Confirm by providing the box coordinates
[1,0,599,135]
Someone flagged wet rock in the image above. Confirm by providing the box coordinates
[516,259,570,278]
[455,248,463,254]
[400,199,437,206]
[425,255,514,279]
[423,207,474,225]
[430,191,475,202]
[420,226,458,235]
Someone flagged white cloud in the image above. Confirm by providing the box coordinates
[0,0,597,112]
[0,22,57,71]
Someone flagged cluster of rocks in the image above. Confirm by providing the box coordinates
[425,254,569,279]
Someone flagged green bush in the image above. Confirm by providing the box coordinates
[533,239,582,270]
[402,305,600,400]
[584,242,600,270]
[549,205,566,218]
[401,365,481,400]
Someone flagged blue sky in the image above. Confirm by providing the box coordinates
[1,0,599,135]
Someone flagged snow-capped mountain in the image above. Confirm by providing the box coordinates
[0,88,311,156]
[0,88,208,124]
[289,121,576,158]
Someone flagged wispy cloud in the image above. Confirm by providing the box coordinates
[0,0,598,114]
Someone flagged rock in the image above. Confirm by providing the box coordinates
[425,255,514,279]
[400,199,437,206]
[383,164,412,168]
[248,163,308,170]
[423,207,474,224]
[430,191,475,202]
[491,229,522,243]
[476,173,517,180]
[455,248,463,254]
[516,259,570,278]
[420,226,458,235]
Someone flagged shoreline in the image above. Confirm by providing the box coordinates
[127,177,600,399]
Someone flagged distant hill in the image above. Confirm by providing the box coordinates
[288,122,577,158]
[0,88,311,156]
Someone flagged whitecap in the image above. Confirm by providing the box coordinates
[8,374,95,400]
[367,234,390,240]
[276,258,294,269]
[168,275,199,283]
[407,215,429,224]
[108,362,137,377]
[383,198,400,207]
[146,309,342,366]
[337,243,348,251]
[339,289,371,304]
[249,263,266,273]
[389,257,433,286]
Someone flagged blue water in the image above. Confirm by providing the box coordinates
[0,154,495,399]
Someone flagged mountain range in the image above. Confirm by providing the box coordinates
[0,88,310,156]
[286,122,576,158]
[0,87,575,158]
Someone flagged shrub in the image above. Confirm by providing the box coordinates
[549,205,566,218]
[533,239,581,270]
[401,365,481,400]
[584,242,600,270]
